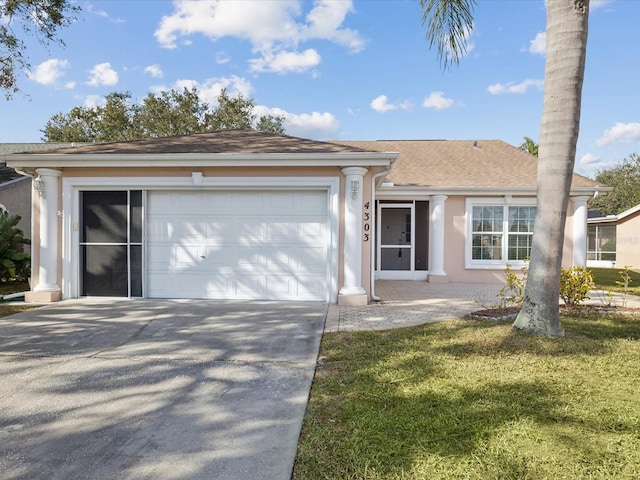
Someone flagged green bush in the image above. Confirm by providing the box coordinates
[0,211,30,282]
[560,266,594,307]
[496,263,527,309]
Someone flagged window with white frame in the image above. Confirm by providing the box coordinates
[467,199,536,267]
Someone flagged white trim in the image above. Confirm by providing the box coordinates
[62,176,340,303]
[376,185,606,197]
[8,152,396,169]
[464,197,537,270]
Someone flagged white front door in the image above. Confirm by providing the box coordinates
[146,190,329,300]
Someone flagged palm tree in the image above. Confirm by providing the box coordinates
[520,136,539,157]
[420,0,589,336]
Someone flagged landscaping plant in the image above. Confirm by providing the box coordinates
[559,266,594,308]
[0,211,30,282]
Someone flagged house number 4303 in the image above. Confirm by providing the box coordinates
[363,202,371,241]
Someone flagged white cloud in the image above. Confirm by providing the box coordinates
[87,62,119,86]
[249,48,321,73]
[595,122,640,147]
[165,75,253,105]
[154,0,364,74]
[83,95,105,108]
[370,95,412,113]
[422,91,454,110]
[28,59,69,86]
[529,32,546,55]
[216,51,230,64]
[255,105,339,139]
[487,79,544,95]
[370,95,396,113]
[144,64,163,78]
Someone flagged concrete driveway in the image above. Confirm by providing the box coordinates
[0,299,327,480]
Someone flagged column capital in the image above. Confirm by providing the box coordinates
[341,166,368,176]
[35,168,62,177]
[572,195,591,201]
[431,194,448,203]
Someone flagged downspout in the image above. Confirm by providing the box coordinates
[370,168,391,302]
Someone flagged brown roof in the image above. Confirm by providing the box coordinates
[30,130,368,155]
[338,139,600,189]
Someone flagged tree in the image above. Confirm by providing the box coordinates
[42,87,286,142]
[520,136,539,156]
[1,0,78,99]
[589,153,640,215]
[421,0,589,336]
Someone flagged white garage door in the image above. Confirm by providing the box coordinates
[147,190,329,300]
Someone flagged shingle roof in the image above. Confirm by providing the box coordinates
[26,130,368,155]
[0,143,88,185]
[337,139,600,189]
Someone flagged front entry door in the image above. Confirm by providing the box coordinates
[377,204,414,279]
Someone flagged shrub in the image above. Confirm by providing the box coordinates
[560,266,594,307]
[496,263,527,309]
[0,211,30,282]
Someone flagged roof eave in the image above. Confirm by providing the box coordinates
[3,151,397,169]
[376,185,608,196]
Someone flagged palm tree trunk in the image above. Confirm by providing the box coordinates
[513,0,589,336]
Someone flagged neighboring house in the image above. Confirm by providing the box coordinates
[0,143,87,238]
[587,204,640,269]
[1,130,605,304]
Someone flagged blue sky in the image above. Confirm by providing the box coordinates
[1,0,638,178]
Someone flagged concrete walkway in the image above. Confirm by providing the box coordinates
[325,281,640,332]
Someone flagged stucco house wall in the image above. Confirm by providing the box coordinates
[615,208,640,269]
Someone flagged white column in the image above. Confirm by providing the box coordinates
[339,167,368,297]
[33,168,62,292]
[429,195,448,277]
[572,196,591,267]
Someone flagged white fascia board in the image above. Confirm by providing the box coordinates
[375,185,608,197]
[617,203,640,220]
[5,151,397,169]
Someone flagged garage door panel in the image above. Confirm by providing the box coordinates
[147,190,329,301]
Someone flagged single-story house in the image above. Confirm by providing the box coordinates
[1,130,605,304]
[587,203,640,269]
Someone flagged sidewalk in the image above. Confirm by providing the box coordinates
[325,281,640,333]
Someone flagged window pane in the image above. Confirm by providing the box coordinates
[472,205,503,233]
[509,206,535,233]
[472,234,502,260]
[130,190,143,243]
[81,191,127,243]
[130,245,143,297]
[599,225,616,252]
[381,208,411,245]
[508,234,533,261]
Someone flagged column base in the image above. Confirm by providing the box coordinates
[25,290,62,303]
[428,274,449,284]
[338,293,368,306]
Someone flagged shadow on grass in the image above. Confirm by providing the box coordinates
[294,315,640,479]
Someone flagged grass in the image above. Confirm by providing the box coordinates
[0,280,38,317]
[293,313,640,479]
[590,267,640,296]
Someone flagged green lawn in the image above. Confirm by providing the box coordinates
[294,314,640,479]
[590,267,640,296]
[0,280,38,317]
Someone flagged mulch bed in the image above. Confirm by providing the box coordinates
[469,305,640,321]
